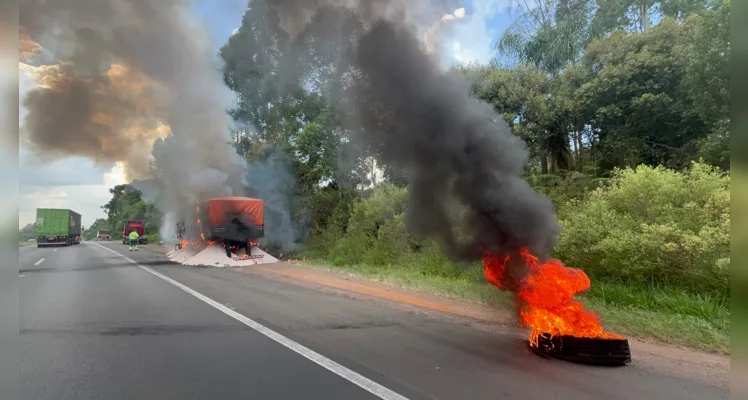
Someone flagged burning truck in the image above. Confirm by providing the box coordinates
[196,197,265,258]
[164,197,277,267]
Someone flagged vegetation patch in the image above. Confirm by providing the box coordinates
[302,162,730,353]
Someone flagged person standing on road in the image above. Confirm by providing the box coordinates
[128,230,140,251]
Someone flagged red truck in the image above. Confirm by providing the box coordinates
[121,220,148,245]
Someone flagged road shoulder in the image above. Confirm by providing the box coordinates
[140,243,730,388]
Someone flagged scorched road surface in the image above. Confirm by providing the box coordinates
[20,242,728,400]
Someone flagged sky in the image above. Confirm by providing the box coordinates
[18,0,515,230]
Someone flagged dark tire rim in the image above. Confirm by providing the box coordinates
[530,333,631,366]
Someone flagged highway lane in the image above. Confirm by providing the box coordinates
[21,241,728,399]
[19,242,396,400]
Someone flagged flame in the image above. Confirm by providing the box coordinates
[179,240,188,249]
[206,240,216,246]
[483,248,622,347]
[200,232,205,241]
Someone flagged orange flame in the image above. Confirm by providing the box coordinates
[179,240,188,249]
[483,248,622,347]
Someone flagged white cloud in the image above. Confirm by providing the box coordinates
[445,1,512,65]
[19,162,127,229]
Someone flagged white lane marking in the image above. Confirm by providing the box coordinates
[34,258,45,266]
[53,249,58,252]
[90,242,408,400]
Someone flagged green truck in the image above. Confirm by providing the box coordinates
[35,208,82,247]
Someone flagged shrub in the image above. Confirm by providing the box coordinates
[305,162,729,302]
[554,162,729,298]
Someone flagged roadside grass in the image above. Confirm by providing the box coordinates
[143,233,161,244]
[299,256,730,354]
[19,241,35,247]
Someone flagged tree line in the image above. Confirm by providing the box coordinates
[217,0,729,237]
[92,0,729,299]
[96,185,161,240]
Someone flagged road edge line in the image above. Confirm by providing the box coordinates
[89,241,409,400]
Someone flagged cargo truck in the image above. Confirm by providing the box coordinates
[35,208,82,247]
[197,197,264,257]
[122,220,148,245]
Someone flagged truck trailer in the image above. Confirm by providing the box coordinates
[198,197,264,257]
[35,208,82,247]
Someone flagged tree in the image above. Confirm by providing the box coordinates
[220,1,377,237]
[679,0,730,169]
[83,218,110,240]
[577,14,724,170]
[459,2,728,175]
[19,223,36,242]
[498,0,593,73]
[589,0,709,38]
[102,185,161,238]
[497,0,593,173]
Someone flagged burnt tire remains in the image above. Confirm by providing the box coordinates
[530,333,631,366]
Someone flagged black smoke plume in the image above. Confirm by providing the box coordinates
[264,0,561,260]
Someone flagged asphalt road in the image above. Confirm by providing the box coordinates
[19,242,728,400]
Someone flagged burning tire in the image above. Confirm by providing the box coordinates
[530,333,631,366]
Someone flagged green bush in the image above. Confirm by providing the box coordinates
[327,184,410,265]
[305,162,730,303]
[554,161,730,298]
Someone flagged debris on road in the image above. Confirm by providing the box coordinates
[166,243,278,268]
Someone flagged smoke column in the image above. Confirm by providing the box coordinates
[264,0,561,261]
[20,0,247,236]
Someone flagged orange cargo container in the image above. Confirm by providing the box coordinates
[205,197,264,228]
[201,196,265,254]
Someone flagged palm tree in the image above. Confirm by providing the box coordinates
[497,0,592,173]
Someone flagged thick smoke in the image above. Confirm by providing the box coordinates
[266,0,561,260]
[20,0,247,238]
[244,147,299,250]
[20,62,170,180]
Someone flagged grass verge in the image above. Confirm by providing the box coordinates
[300,257,729,354]
[19,241,35,247]
[143,233,161,244]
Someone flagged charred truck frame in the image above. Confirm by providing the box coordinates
[196,197,265,258]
